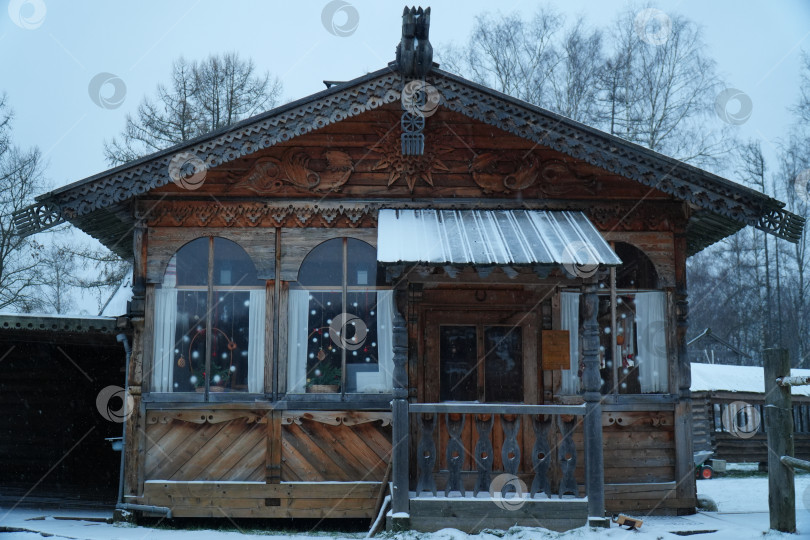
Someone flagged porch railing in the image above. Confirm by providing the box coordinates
[407,403,586,499]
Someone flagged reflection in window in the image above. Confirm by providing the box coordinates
[439,326,477,401]
[287,238,393,394]
[153,237,266,395]
[484,326,523,402]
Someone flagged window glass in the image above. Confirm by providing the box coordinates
[173,290,208,392]
[287,237,392,395]
[439,325,477,401]
[153,237,265,396]
[213,237,262,286]
[346,238,379,286]
[484,326,523,402]
[298,238,344,286]
[175,237,209,286]
[560,291,667,395]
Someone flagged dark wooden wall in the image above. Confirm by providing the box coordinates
[0,329,124,503]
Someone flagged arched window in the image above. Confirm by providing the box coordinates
[614,242,659,289]
[287,238,393,394]
[152,237,266,395]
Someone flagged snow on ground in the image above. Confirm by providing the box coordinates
[1,475,809,539]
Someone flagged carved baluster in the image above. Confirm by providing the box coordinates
[445,413,466,496]
[415,413,437,497]
[557,414,578,497]
[473,414,494,496]
[500,414,521,476]
[530,414,552,498]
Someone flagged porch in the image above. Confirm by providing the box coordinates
[401,403,590,532]
[386,287,610,532]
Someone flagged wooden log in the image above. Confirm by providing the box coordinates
[764,348,795,533]
[780,455,810,472]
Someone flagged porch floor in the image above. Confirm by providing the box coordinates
[392,492,588,533]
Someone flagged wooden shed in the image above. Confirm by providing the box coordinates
[0,314,126,506]
[13,7,805,532]
[690,363,810,463]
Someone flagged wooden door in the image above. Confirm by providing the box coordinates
[422,310,540,477]
[424,310,540,405]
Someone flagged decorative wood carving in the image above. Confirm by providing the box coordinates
[603,411,670,428]
[416,413,438,496]
[369,124,452,191]
[141,200,377,229]
[557,414,578,497]
[500,415,521,476]
[229,147,354,194]
[469,153,598,195]
[280,411,391,426]
[530,414,552,498]
[473,414,494,496]
[18,68,803,252]
[146,410,268,425]
[445,413,466,496]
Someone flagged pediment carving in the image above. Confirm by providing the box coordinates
[229,147,354,194]
[469,153,599,195]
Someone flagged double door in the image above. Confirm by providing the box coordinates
[424,310,540,404]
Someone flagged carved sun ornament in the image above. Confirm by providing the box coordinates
[369,125,451,192]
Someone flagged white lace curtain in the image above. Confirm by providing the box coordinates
[286,289,394,394]
[153,288,266,393]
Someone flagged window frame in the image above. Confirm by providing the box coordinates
[560,289,669,396]
[151,236,266,400]
[286,237,393,397]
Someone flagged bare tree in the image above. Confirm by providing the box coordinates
[440,8,562,106]
[104,52,282,165]
[0,95,47,312]
[548,19,604,125]
[36,242,78,314]
[602,7,732,169]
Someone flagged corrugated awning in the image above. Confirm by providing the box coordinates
[377,209,622,267]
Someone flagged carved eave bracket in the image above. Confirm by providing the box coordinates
[12,200,68,237]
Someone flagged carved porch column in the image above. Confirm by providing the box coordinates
[673,232,696,511]
[390,297,410,526]
[581,281,608,527]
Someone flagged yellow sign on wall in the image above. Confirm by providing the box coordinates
[542,330,571,370]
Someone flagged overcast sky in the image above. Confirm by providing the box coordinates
[1,0,809,314]
[1,0,808,192]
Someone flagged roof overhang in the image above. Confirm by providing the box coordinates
[13,66,804,259]
[377,209,621,271]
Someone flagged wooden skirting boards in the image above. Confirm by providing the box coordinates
[140,481,380,518]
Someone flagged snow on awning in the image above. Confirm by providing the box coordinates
[377,209,621,267]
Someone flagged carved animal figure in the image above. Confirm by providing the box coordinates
[396,7,432,78]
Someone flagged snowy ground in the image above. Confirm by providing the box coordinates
[1,474,809,539]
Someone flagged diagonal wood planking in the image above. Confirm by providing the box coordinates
[145,418,266,481]
[281,420,391,482]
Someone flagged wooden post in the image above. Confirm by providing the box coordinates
[764,348,795,533]
[580,282,607,527]
[390,300,410,528]
[673,232,696,513]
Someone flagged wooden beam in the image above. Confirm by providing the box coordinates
[764,348,795,533]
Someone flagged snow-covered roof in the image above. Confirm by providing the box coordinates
[0,313,118,334]
[99,271,133,317]
[691,362,810,396]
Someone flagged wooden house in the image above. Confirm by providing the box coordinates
[691,363,810,463]
[13,7,805,532]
